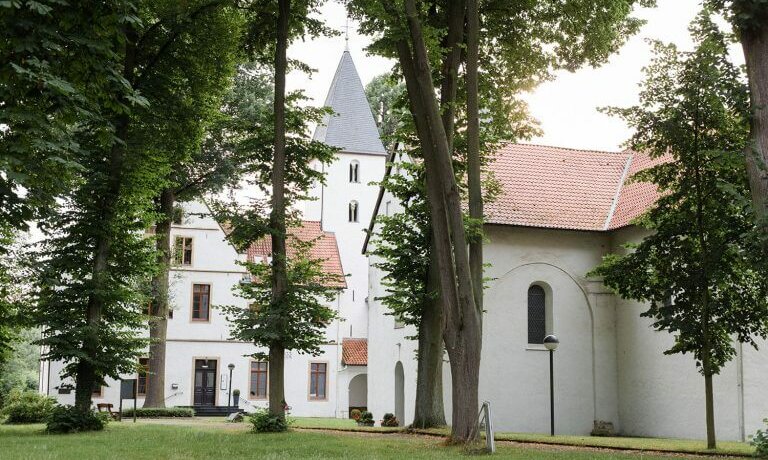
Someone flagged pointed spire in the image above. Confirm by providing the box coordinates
[313,51,386,155]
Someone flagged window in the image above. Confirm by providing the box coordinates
[349,161,360,183]
[527,285,547,344]
[173,237,193,266]
[192,284,211,321]
[348,201,358,223]
[249,361,268,399]
[309,362,327,400]
[137,357,149,396]
[385,200,391,216]
[172,207,184,225]
[92,384,103,398]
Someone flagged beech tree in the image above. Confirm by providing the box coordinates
[708,1,768,251]
[139,1,244,408]
[591,17,768,449]
[232,0,333,421]
[0,1,137,232]
[31,0,243,420]
[350,0,651,442]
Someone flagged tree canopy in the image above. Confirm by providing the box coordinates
[591,15,768,448]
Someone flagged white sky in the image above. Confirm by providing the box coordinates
[287,0,743,152]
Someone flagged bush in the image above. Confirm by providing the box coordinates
[121,407,194,418]
[751,418,768,458]
[0,389,56,424]
[250,409,289,433]
[357,411,374,427]
[46,405,107,433]
[350,408,361,421]
[381,413,399,427]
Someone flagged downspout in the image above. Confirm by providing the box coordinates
[335,292,342,418]
[737,341,745,441]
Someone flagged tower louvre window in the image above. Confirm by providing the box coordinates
[348,201,359,222]
[349,161,360,183]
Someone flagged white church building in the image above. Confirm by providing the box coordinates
[364,143,768,441]
[40,48,768,441]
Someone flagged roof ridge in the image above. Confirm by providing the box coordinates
[503,141,624,155]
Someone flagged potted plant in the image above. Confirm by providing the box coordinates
[381,413,399,427]
[357,411,374,427]
[232,389,241,407]
[350,408,362,421]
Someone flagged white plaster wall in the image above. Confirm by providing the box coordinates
[365,242,419,426]
[304,152,386,340]
[46,342,342,417]
[610,226,761,441]
[44,200,350,418]
[366,220,768,439]
[743,338,768,437]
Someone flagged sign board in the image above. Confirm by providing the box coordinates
[121,379,137,399]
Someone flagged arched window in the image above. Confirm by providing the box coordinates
[527,284,546,344]
[349,161,360,183]
[348,201,359,223]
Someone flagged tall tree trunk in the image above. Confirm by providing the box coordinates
[268,0,290,420]
[439,0,465,153]
[412,245,446,428]
[740,21,768,251]
[704,369,716,449]
[401,0,482,443]
[268,344,286,416]
[466,0,483,310]
[143,187,174,408]
[74,27,136,412]
[408,0,462,431]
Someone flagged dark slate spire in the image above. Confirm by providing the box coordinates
[313,50,386,155]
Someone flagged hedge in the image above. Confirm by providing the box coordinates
[121,407,194,418]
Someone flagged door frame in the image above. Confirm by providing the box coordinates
[190,356,219,406]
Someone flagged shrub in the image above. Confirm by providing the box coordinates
[121,407,194,418]
[358,411,374,427]
[381,413,399,427]
[46,405,106,433]
[751,418,768,458]
[350,408,361,421]
[250,409,289,433]
[0,390,56,424]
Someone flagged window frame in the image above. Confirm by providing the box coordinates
[527,284,547,345]
[248,360,269,400]
[308,361,328,401]
[137,357,149,396]
[191,283,212,322]
[173,236,194,266]
[349,160,360,183]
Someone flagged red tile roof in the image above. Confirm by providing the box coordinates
[486,143,661,231]
[246,221,347,288]
[342,338,367,366]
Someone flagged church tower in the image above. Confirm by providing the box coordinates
[306,49,387,339]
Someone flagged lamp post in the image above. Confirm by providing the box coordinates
[543,334,559,436]
[227,363,235,409]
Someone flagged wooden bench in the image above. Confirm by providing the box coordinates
[96,403,119,420]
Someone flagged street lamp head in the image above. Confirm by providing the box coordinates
[543,334,559,351]
[228,363,235,371]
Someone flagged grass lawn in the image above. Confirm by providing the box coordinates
[287,419,755,457]
[0,420,735,460]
